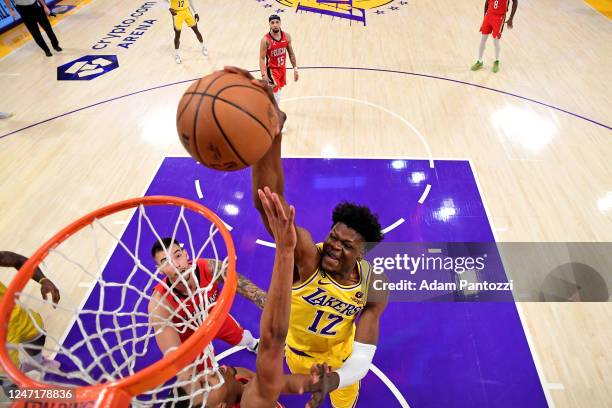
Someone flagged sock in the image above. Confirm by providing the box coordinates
[478,34,489,61]
[237,329,257,349]
[493,38,500,61]
[273,90,281,105]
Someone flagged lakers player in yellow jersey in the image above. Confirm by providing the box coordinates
[221,66,387,407]
[168,0,207,64]
[0,251,61,395]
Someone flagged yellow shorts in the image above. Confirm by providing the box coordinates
[173,9,196,30]
[286,348,360,408]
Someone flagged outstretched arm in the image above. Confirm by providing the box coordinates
[252,135,318,280]
[0,251,60,304]
[206,259,267,309]
[148,293,183,356]
[223,66,319,280]
[148,294,205,404]
[236,274,267,309]
[242,188,296,404]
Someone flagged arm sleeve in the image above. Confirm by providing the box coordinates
[335,341,377,389]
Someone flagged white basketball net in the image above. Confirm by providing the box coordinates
[2,202,232,407]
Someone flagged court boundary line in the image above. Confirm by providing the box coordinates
[467,158,555,408]
[1,66,610,140]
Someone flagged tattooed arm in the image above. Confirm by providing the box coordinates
[236,273,267,309]
[206,259,266,309]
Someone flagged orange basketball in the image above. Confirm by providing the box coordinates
[176,71,278,171]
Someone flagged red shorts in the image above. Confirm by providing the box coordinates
[267,66,286,93]
[216,313,245,346]
[193,313,244,371]
[480,12,506,39]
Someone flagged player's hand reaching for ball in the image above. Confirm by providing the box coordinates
[257,186,296,251]
[223,66,275,105]
[506,18,513,28]
[223,66,286,136]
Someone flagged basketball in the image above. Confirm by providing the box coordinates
[176,71,278,171]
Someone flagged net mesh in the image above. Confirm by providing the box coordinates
[1,201,233,406]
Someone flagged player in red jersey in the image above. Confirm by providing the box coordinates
[471,0,518,73]
[149,237,263,354]
[259,14,299,107]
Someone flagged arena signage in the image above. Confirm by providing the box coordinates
[92,2,157,50]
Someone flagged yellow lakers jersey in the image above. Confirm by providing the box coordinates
[0,282,43,368]
[170,0,190,11]
[286,244,371,365]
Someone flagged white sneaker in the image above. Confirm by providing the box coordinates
[0,112,13,119]
[202,45,208,57]
[246,339,259,354]
[175,54,182,64]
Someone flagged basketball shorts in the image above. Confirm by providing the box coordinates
[267,66,287,93]
[215,314,244,346]
[285,347,360,408]
[480,12,506,39]
[187,314,244,372]
[173,9,196,30]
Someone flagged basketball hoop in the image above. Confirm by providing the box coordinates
[0,196,237,407]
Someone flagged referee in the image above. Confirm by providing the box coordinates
[3,0,62,56]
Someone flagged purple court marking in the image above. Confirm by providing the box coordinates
[2,66,610,140]
[56,158,547,407]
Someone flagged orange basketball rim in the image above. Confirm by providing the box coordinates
[0,196,237,407]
